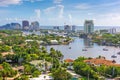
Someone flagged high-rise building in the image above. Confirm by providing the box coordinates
[22,20,29,30]
[53,26,59,30]
[109,28,116,34]
[84,20,94,34]
[72,25,76,32]
[11,23,21,30]
[30,21,39,30]
[64,25,71,32]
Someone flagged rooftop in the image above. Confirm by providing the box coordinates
[0,65,3,69]
[84,58,120,67]
[64,59,74,63]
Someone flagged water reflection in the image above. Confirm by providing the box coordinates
[84,38,93,48]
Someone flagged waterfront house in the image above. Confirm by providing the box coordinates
[30,60,52,71]
[64,59,74,70]
[84,58,120,67]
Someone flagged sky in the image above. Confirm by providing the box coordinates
[0,0,120,26]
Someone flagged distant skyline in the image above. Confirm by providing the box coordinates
[0,0,120,26]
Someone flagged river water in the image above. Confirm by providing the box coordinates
[46,37,120,63]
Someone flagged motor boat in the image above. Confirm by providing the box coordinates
[103,48,108,51]
[82,49,87,51]
[69,47,71,49]
[117,52,120,55]
[111,55,117,58]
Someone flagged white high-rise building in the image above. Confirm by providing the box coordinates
[84,20,94,34]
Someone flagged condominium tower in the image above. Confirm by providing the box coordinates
[84,20,94,34]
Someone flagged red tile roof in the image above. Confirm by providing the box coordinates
[0,65,3,69]
[84,58,120,67]
[64,59,74,63]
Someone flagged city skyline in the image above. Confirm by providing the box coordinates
[0,0,120,26]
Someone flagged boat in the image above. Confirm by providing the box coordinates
[82,49,87,51]
[103,48,108,51]
[117,52,120,55]
[69,47,71,49]
[111,55,117,58]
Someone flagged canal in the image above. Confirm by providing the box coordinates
[46,37,120,63]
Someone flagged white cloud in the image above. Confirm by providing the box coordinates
[35,9,41,19]
[0,0,22,7]
[75,1,120,10]
[68,14,72,24]
[43,5,64,19]
[57,5,64,18]
[53,0,62,4]
[44,6,56,13]
[95,13,120,26]
[0,0,43,7]
[75,3,91,10]
[98,1,120,7]
[23,0,43,3]
[5,17,23,22]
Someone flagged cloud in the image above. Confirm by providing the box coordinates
[75,1,120,10]
[44,6,56,13]
[53,0,62,4]
[68,14,72,24]
[23,0,43,3]
[35,9,41,19]
[98,1,120,7]
[0,0,22,7]
[5,17,23,22]
[0,0,43,7]
[43,5,64,19]
[75,3,91,10]
[95,13,120,26]
[57,5,64,18]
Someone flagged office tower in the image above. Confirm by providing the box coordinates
[72,25,76,32]
[53,26,59,30]
[22,20,29,30]
[84,20,94,34]
[11,23,21,30]
[109,28,116,34]
[64,25,71,32]
[30,21,39,30]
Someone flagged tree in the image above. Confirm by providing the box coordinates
[0,54,4,63]
[24,64,32,74]
[32,70,41,77]
[52,68,72,80]
[1,62,17,79]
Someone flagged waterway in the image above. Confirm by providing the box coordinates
[46,37,120,63]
